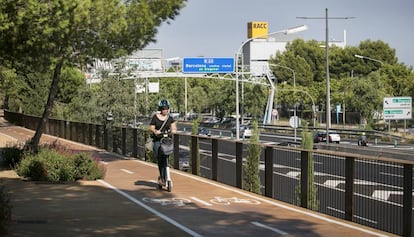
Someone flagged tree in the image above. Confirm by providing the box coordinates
[243,120,261,194]
[296,128,319,210]
[0,0,186,151]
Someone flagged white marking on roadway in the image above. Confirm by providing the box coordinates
[286,171,301,177]
[251,221,288,235]
[327,207,377,224]
[120,169,133,174]
[380,172,403,178]
[355,180,378,185]
[323,180,378,187]
[108,154,393,236]
[156,163,390,237]
[98,180,203,237]
[371,190,413,200]
[323,180,345,187]
[190,197,212,206]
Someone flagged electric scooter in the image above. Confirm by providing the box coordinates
[157,133,173,192]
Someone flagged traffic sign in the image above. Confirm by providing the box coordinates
[383,96,412,120]
[383,97,411,108]
[183,58,234,73]
[384,109,411,120]
[289,116,300,128]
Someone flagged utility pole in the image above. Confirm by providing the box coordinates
[297,8,354,143]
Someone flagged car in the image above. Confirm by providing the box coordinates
[231,125,253,138]
[313,131,340,144]
[219,116,236,128]
[198,127,211,136]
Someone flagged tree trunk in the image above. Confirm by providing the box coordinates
[27,59,64,152]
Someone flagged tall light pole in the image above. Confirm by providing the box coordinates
[298,9,354,143]
[354,54,387,131]
[235,25,308,139]
[270,64,298,141]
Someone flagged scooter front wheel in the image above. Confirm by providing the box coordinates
[167,180,172,192]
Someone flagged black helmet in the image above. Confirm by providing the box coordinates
[158,99,170,111]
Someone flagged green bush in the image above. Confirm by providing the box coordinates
[72,153,105,180]
[0,184,12,236]
[1,146,24,168]
[16,148,72,181]
[16,148,106,182]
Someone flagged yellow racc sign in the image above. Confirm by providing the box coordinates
[247,21,268,38]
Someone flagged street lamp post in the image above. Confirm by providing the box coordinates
[298,9,354,143]
[235,25,308,139]
[354,54,384,66]
[270,64,298,141]
[354,54,387,131]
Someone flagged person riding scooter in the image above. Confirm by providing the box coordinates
[358,132,368,146]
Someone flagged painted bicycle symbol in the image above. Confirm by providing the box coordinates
[210,196,260,205]
[142,197,192,207]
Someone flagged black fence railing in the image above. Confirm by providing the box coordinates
[4,110,413,237]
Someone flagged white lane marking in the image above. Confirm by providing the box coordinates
[286,171,300,177]
[98,180,203,237]
[371,190,414,200]
[144,161,390,237]
[323,180,345,187]
[327,207,377,224]
[100,161,109,165]
[323,180,379,188]
[380,172,403,178]
[190,197,213,206]
[120,169,133,174]
[251,221,288,235]
[373,191,395,200]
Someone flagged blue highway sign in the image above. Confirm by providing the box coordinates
[183,58,234,73]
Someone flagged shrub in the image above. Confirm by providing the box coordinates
[72,153,105,180]
[16,148,71,181]
[16,148,106,182]
[0,184,12,236]
[1,145,24,168]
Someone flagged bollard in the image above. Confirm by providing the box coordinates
[374,137,378,146]
[219,131,222,137]
[394,139,398,148]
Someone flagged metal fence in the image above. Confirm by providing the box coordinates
[4,110,413,236]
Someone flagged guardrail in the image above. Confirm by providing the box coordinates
[194,120,409,143]
[4,110,413,236]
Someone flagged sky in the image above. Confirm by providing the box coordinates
[145,0,414,68]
